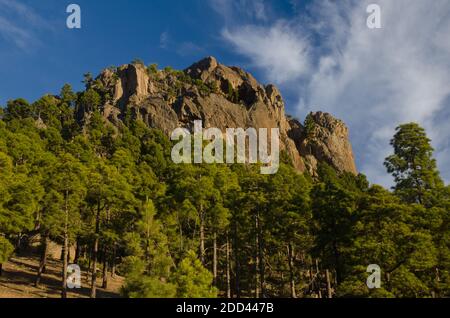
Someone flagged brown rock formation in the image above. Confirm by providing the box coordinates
[89,56,357,175]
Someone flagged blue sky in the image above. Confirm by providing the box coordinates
[1,0,450,186]
[0,0,305,107]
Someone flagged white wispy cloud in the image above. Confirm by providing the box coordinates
[0,0,51,49]
[243,0,268,21]
[159,30,204,57]
[304,0,450,186]
[176,41,205,57]
[0,15,31,48]
[222,21,310,84]
[210,0,269,23]
[212,0,450,186]
[159,31,170,49]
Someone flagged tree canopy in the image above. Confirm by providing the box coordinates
[0,81,448,298]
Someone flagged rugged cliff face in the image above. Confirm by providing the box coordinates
[88,56,357,175]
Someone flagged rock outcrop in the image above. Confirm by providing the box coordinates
[89,56,357,176]
[295,112,357,175]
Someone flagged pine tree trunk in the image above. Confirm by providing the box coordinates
[315,259,322,298]
[0,264,3,276]
[435,267,440,298]
[287,242,296,298]
[16,234,21,252]
[144,199,150,263]
[334,269,338,286]
[111,246,116,278]
[255,213,260,298]
[308,260,313,292]
[61,235,69,298]
[88,247,91,270]
[102,246,108,289]
[74,238,81,264]
[257,212,265,297]
[199,211,205,265]
[213,231,217,285]
[36,233,48,287]
[91,237,99,298]
[332,241,341,284]
[145,239,150,263]
[90,201,101,298]
[326,269,332,298]
[226,235,231,298]
[233,222,240,298]
[61,192,69,298]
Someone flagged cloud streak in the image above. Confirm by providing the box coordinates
[213,0,450,186]
[0,0,51,49]
[210,0,269,23]
[159,31,170,49]
[222,21,310,84]
[304,0,450,186]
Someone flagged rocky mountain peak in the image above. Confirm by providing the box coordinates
[298,112,357,175]
[90,57,357,176]
[185,56,218,80]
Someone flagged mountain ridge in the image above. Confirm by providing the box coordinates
[79,56,357,176]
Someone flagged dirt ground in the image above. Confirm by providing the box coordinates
[0,252,124,298]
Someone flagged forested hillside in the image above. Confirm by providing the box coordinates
[0,62,449,298]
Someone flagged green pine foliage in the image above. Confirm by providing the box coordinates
[385,123,444,206]
[304,113,316,138]
[0,81,448,298]
[147,63,159,75]
[173,250,218,298]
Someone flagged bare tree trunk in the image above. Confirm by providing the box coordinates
[257,212,265,297]
[61,192,69,298]
[213,231,217,285]
[333,241,341,284]
[315,259,322,298]
[61,237,68,298]
[308,262,314,295]
[111,246,116,278]
[88,247,91,271]
[102,262,108,289]
[36,233,48,287]
[90,201,101,298]
[60,245,65,261]
[255,213,260,298]
[90,237,99,298]
[102,246,108,289]
[326,269,332,298]
[90,235,99,298]
[287,242,296,298]
[226,235,231,298]
[199,210,205,265]
[16,234,22,252]
[233,222,240,298]
[74,238,81,264]
[434,267,440,298]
